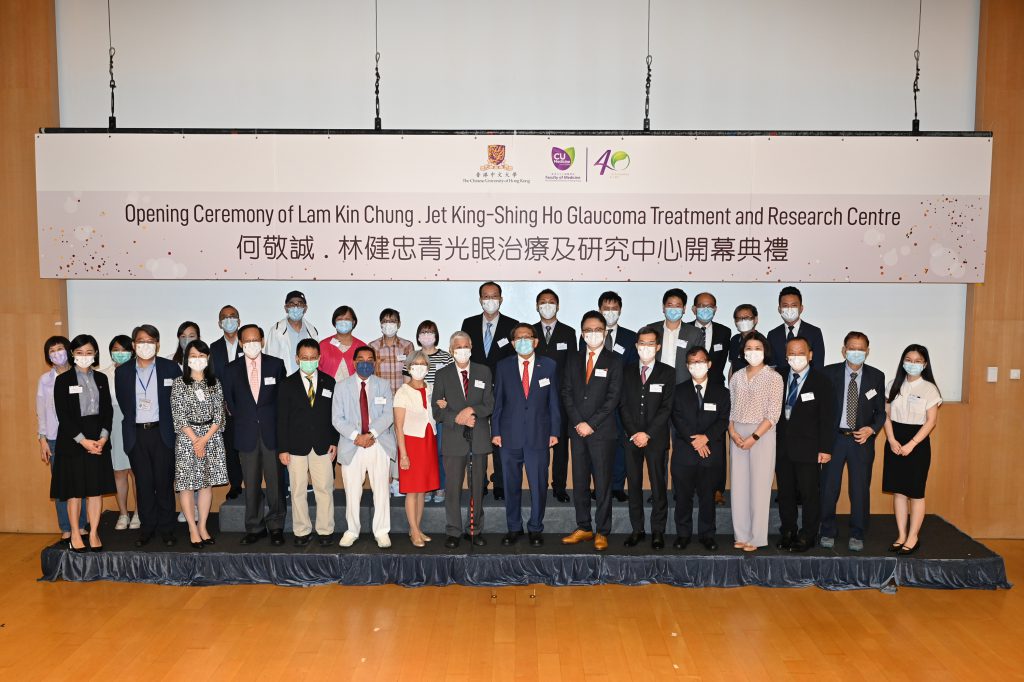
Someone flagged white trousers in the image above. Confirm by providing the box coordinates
[730,423,777,548]
[341,443,391,537]
[286,452,335,537]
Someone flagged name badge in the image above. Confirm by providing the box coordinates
[538,377,551,387]
[69,386,83,394]
[613,343,625,354]
[321,388,332,398]
[676,339,688,348]
[163,378,174,387]
[907,394,923,403]
[264,377,276,386]
[865,388,877,399]
[374,396,387,405]
[330,338,342,348]
[195,389,206,402]
[704,402,718,411]
[649,383,663,393]
[594,368,608,378]
[138,398,152,410]
[474,379,486,389]
[397,354,406,361]
[236,350,244,357]
[556,342,568,350]
[497,338,509,348]
[800,392,815,402]
[713,343,723,351]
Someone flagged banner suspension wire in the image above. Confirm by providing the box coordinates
[912,0,922,132]
[643,0,653,131]
[107,0,117,130]
[374,0,382,131]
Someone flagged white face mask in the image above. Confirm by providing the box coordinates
[409,365,429,380]
[583,331,605,349]
[744,350,764,366]
[787,355,809,372]
[135,342,157,360]
[637,346,657,363]
[453,348,472,364]
[780,307,800,323]
[688,362,709,380]
[538,303,557,320]
[381,322,398,338]
[418,332,436,348]
[242,341,262,359]
[73,354,95,368]
[601,310,620,327]
[188,357,208,372]
[481,299,500,315]
[736,319,755,333]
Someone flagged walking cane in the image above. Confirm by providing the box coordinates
[463,424,476,553]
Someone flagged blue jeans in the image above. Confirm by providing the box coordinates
[49,439,87,533]
[435,423,445,490]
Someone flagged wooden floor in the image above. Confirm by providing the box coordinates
[0,534,1020,681]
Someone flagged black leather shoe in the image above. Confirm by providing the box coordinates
[673,536,691,550]
[529,532,543,547]
[652,533,665,550]
[501,531,523,546]
[270,530,285,546]
[776,532,795,551]
[294,534,312,547]
[700,536,718,551]
[624,531,646,548]
[318,534,334,547]
[134,532,154,548]
[161,532,177,547]
[240,529,268,545]
[899,541,920,555]
[445,535,460,548]
[201,536,216,546]
[190,540,204,549]
[493,489,505,502]
[225,486,242,500]
[789,537,811,553]
[471,534,486,547]
[553,490,570,503]
[612,490,628,503]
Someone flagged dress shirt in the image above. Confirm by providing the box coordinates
[660,322,680,367]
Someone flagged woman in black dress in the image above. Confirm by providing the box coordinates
[51,334,116,552]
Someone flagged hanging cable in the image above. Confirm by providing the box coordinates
[643,0,653,131]
[912,0,922,132]
[107,0,117,130]
[374,0,382,131]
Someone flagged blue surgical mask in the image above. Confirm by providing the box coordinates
[695,307,715,323]
[111,350,132,365]
[514,338,534,356]
[845,349,867,366]
[287,306,305,322]
[665,307,684,322]
[220,317,239,334]
[355,361,375,378]
[903,361,925,376]
[335,319,354,335]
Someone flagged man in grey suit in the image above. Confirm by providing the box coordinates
[648,288,704,385]
[332,345,397,549]
[432,331,494,548]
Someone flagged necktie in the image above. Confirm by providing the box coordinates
[786,325,795,341]
[585,351,594,384]
[787,374,800,410]
[305,373,315,406]
[604,330,613,351]
[696,383,704,410]
[483,322,493,356]
[248,357,259,403]
[522,360,530,398]
[545,325,552,343]
[641,365,648,385]
[461,369,469,396]
[359,380,370,434]
[846,371,859,429]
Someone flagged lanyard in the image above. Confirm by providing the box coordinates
[137,365,156,393]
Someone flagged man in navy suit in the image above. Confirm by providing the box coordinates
[223,324,287,546]
[688,292,733,506]
[114,324,181,547]
[819,331,886,551]
[491,323,561,547]
[767,286,826,373]
[210,304,244,498]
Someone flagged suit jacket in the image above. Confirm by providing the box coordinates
[776,368,836,463]
[823,362,886,436]
[491,354,561,450]
[561,347,623,441]
[115,357,181,451]
[462,313,519,373]
[670,379,730,467]
[54,369,114,451]
[431,361,494,457]
[578,325,640,366]
[767,320,826,374]
[646,320,705,385]
[618,361,676,451]
[533,320,578,376]
[276,370,339,457]
[222,353,286,452]
[331,373,397,465]
[687,320,732,385]
[210,335,244,382]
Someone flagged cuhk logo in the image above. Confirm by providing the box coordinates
[551,146,575,171]
[594,149,630,175]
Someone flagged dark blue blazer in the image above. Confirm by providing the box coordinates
[210,335,244,382]
[578,325,639,366]
[767,320,826,375]
[114,357,181,452]
[491,354,562,451]
[222,353,286,452]
[670,379,730,468]
[823,362,886,435]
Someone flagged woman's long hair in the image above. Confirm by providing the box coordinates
[172,321,201,366]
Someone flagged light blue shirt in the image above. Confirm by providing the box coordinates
[784,365,810,420]
[135,363,160,423]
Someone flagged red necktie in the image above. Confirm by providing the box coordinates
[461,369,469,396]
[359,380,370,434]
[522,360,530,399]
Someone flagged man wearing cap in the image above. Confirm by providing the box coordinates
[266,290,319,375]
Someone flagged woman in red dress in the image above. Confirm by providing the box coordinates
[394,351,441,547]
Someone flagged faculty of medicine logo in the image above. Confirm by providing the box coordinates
[593,149,630,176]
[480,144,513,171]
[551,146,575,171]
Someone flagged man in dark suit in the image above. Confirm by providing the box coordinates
[670,347,730,551]
[432,331,494,548]
[767,286,826,373]
[647,288,704,386]
[820,331,886,551]
[688,292,731,386]
[462,281,518,501]
[210,304,244,499]
[775,337,836,552]
[533,288,577,503]
[223,323,287,546]
[114,324,181,547]
[491,323,561,547]
[620,326,675,550]
[277,339,339,547]
[561,311,624,551]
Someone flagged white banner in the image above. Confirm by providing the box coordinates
[36,133,991,282]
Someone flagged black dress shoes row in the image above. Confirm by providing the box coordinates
[611,490,629,503]
[134,531,174,548]
[776,532,814,552]
[553,489,570,503]
[240,528,268,545]
[624,531,647,547]
[672,536,718,551]
[501,530,524,546]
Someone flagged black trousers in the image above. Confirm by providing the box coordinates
[570,436,616,535]
[549,405,570,493]
[714,451,727,494]
[223,414,243,490]
[776,455,822,541]
[490,443,504,494]
[127,425,176,534]
[672,461,718,539]
[240,435,286,532]
[625,442,668,534]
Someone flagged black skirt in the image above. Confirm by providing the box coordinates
[50,414,116,501]
[882,421,931,499]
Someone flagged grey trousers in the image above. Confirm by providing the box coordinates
[730,422,776,548]
[443,451,488,537]
[240,436,286,533]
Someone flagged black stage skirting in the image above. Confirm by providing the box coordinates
[39,512,1010,592]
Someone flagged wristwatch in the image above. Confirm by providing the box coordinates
[751,432,760,441]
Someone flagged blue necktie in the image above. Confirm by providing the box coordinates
[483,322,493,356]
[787,374,801,410]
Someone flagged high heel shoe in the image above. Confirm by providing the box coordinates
[899,541,920,555]
[888,541,905,553]
[201,537,216,546]
[190,536,204,549]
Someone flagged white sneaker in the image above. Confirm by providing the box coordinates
[339,532,358,547]
[129,513,141,529]
[177,511,186,522]
[390,481,404,497]
[114,514,130,530]
[375,534,392,549]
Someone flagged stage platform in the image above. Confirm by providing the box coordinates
[40,510,1010,592]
